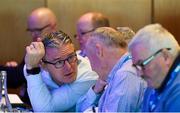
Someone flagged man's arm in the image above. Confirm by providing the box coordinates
[76,78,106,112]
[76,86,101,112]
[24,67,97,111]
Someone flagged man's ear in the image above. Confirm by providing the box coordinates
[95,43,103,58]
[162,50,171,67]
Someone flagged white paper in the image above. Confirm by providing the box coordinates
[8,94,23,104]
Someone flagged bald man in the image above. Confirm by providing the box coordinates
[2,7,58,105]
[75,12,110,57]
[27,7,57,41]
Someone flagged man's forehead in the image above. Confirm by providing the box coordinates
[79,25,93,32]
[28,21,46,28]
[45,44,74,56]
[28,15,49,27]
[78,20,93,30]
[131,44,149,61]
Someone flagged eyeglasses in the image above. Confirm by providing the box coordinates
[133,48,171,71]
[42,53,77,68]
[74,29,95,38]
[26,24,51,33]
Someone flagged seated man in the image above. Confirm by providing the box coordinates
[76,27,147,112]
[116,27,135,44]
[128,24,180,112]
[0,7,58,105]
[23,30,98,112]
[76,12,110,57]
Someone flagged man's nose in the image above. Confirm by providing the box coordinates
[76,35,81,41]
[31,32,41,41]
[63,60,72,71]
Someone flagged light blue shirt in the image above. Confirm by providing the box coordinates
[76,53,147,112]
[24,55,98,112]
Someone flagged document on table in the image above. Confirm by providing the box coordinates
[8,94,23,104]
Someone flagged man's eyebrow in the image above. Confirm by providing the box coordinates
[47,51,75,61]
[48,57,61,62]
[51,53,74,62]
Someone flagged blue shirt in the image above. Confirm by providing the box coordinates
[24,54,98,112]
[76,52,147,112]
[142,54,180,112]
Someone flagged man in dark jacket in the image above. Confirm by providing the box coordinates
[0,7,58,105]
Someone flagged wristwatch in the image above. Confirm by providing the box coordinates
[26,67,40,75]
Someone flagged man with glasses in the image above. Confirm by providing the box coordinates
[75,12,110,57]
[128,24,180,112]
[26,7,57,41]
[76,27,146,112]
[116,27,135,44]
[24,30,98,112]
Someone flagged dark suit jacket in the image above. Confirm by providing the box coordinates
[0,60,30,105]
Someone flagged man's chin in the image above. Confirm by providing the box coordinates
[64,78,76,84]
[65,76,76,83]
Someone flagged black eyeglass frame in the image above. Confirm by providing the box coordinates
[42,53,77,69]
[74,29,95,38]
[26,24,51,32]
[133,48,171,70]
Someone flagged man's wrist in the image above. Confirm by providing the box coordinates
[92,85,104,94]
[26,67,40,75]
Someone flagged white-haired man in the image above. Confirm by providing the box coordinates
[76,27,146,112]
[128,24,180,112]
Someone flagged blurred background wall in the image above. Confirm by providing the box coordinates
[0,0,179,64]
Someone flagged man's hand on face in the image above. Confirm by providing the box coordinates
[5,61,18,67]
[25,41,45,70]
[93,78,108,94]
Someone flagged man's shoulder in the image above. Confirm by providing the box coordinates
[167,74,180,95]
[117,59,137,76]
[113,59,146,88]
